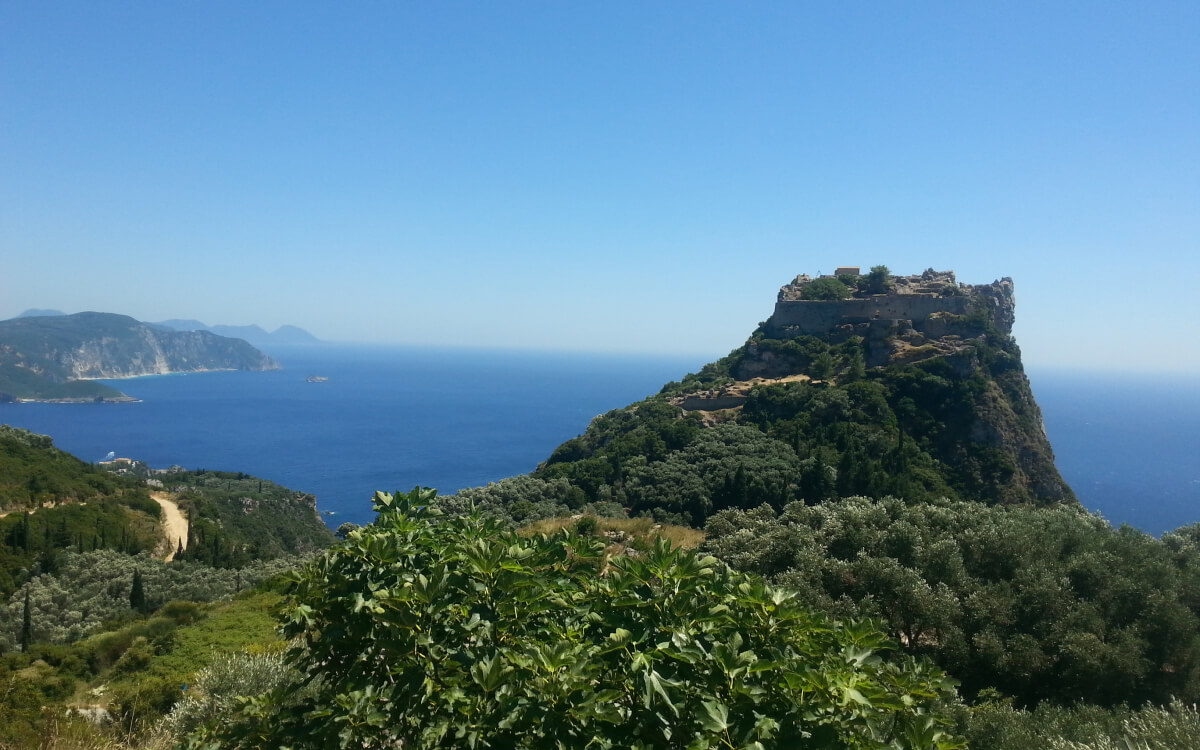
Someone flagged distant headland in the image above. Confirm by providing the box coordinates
[0,312,280,402]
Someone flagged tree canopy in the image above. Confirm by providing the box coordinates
[704,498,1200,708]
[867,265,892,294]
[801,276,852,301]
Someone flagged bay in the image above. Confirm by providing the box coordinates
[0,345,705,527]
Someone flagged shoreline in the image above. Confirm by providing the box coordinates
[76,365,275,381]
[2,365,280,404]
[9,395,142,404]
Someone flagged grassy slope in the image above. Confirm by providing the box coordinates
[0,592,283,748]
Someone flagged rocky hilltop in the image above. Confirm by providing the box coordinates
[755,268,1014,372]
[0,312,279,402]
[522,266,1073,516]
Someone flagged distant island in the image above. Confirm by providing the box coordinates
[150,319,321,348]
[12,310,322,350]
[0,312,280,402]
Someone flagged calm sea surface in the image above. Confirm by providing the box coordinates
[1029,369,1200,536]
[0,346,705,527]
[0,347,1196,534]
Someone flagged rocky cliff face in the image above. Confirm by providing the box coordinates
[761,271,1069,504]
[63,327,279,379]
[0,312,278,401]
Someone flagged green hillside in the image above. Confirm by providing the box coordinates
[0,427,335,746]
[0,427,335,598]
[158,468,337,565]
[0,426,162,596]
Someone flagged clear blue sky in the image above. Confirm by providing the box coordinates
[2,2,1197,372]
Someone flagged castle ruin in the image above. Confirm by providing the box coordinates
[767,268,1015,339]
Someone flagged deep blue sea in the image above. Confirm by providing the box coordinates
[0,346,705,527]
[0,347,1196,534]
[1029,369,1200,536]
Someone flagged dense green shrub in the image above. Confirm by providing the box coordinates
[159,650,303,743]
[801,276,852,300]
[1051,701,1200,750]
[201,488,964,749]
[956,698,1200,750]
[619,424,801,525]
[440,475,579,522]
[866,265,892,294]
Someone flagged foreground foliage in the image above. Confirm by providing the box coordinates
[199,488,963,749]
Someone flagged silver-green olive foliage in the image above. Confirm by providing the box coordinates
[206,488,963,749]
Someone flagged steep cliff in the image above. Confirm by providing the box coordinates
[0,312,279,401]
[527,268,1073,525]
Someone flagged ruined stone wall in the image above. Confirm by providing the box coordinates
[768,295,973,335]
[679,394,749,411]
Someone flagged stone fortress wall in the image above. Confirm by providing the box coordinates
[770,294,974,334]
[767,269,1015,337]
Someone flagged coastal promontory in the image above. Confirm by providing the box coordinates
[527,265,1073,516]
[0,312,280,402]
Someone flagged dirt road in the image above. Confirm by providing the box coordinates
[150,491,188,561]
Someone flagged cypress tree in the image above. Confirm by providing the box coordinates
[38,547,58,575]
[130,568,146,613]
[732,466,749,509]
[20,590,32,653]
